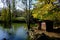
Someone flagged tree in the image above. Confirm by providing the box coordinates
[22,0,33,30]
[12,0,16,18]
[1,0,12,28]
[32,0,60,27]
[32,0,58,21]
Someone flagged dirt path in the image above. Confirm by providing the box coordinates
[32,30,60,38]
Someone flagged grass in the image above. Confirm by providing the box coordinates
[0,23,27,30]
[13,17,25,21]
[0,16,25,21]
[12,23,27,30]
[30,23,38,27]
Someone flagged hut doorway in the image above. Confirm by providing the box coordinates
[38,20,53,32]
[41,22,46,31]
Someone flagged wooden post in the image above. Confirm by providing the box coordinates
[38,21,41,30]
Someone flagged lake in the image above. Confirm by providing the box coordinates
[0,23,28,40]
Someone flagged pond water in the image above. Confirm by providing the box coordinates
[0,23,28,40]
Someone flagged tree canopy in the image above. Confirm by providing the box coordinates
[32,0,60,21]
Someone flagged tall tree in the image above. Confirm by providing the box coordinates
[22,0,32,30]
[1,0,12,28]
[12,0,16,18]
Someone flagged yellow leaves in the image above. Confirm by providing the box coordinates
[38,3,53,15]
[32,13,38,18]
[41,3,53,11]
[50,0,56,2]
[1,8,10,21]
[32,3,54,19]
[32,0,59,21]
[56,12,60,20]
[38,0,56,4]
[40,15,42,19]
[45,0,56,2]
[1,8,7,21]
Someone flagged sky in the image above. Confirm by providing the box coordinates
[0,0,37,11]
[0,0,3,8]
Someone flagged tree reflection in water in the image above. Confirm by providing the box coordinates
[0,26,28,40]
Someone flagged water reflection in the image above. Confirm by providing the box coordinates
[0,26,28,40]
[14,27,28,40]
[0,27,9,40]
